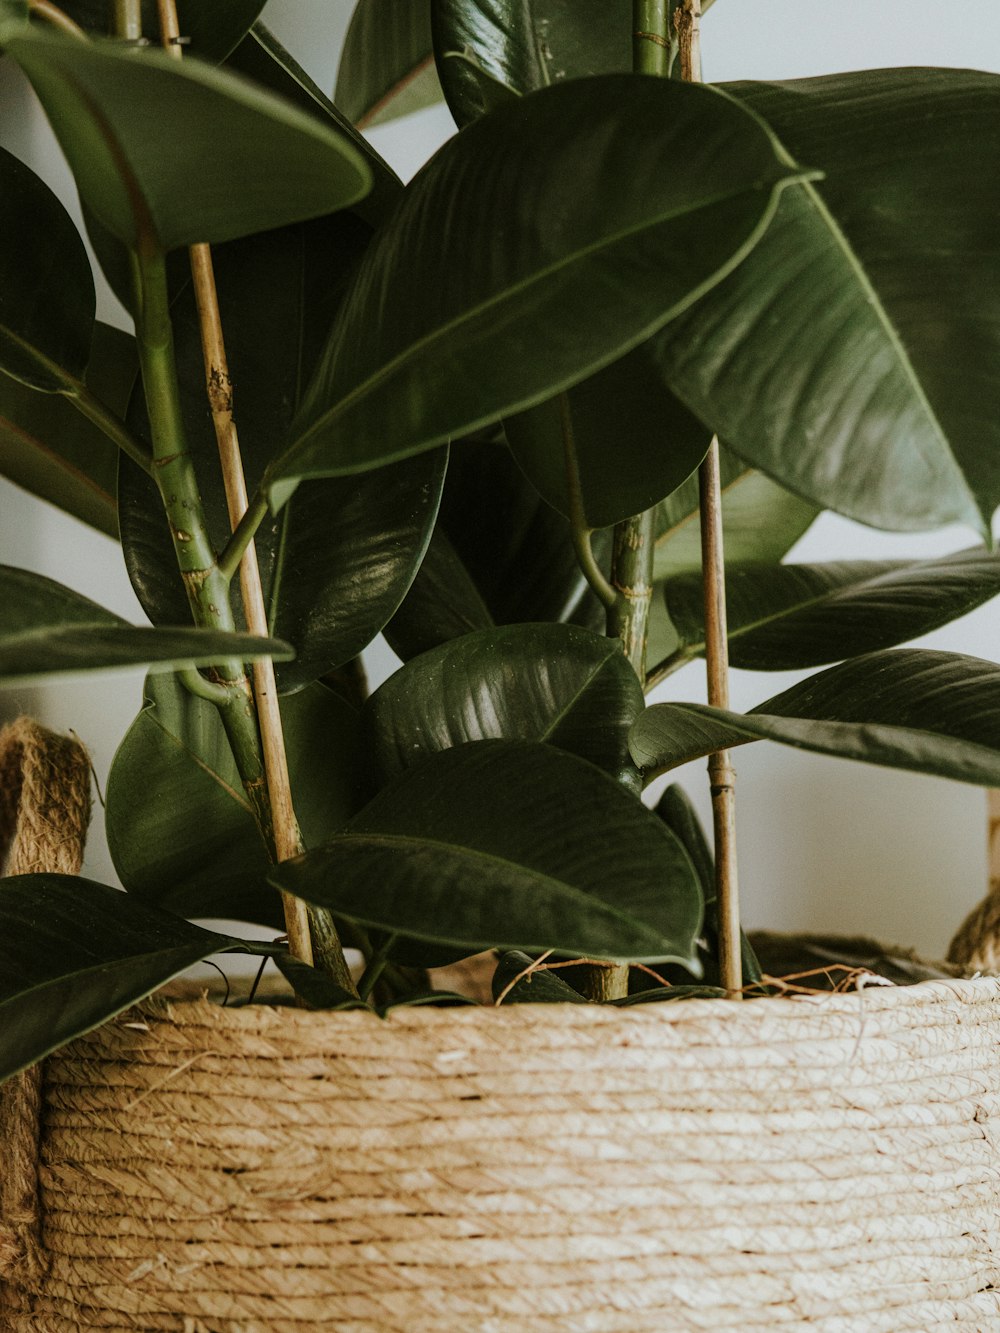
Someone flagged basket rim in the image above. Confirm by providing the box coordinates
[136,971,1000,1037]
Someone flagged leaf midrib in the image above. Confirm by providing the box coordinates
[280,158,810,474]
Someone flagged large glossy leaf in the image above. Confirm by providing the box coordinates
[335,0,441,128]
[0,874,265,1082]
[432,0,719,125]
[665,547,1000,671]
[432,0,630,128]
[655,69,1000,534]
[0,146,94,391]
[271,740,702,965]
[106,672,368,925]
[0,323,135,538]
[364,623,644,789]
[504,345,711,529]
[384,439,605,661]
[58,1,266,59]
[228,22,402,225]
[119,219,444,690]
[0,566,289,682]
[271,75,812,500]
[492,950,590,1004]
[630,648,1000,786]
[7,29,371,253]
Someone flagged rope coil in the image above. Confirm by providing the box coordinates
[0,718,92,1317]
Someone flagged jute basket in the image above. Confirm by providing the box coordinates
[2,719,1000,1331]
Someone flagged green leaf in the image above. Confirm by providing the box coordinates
[0,145,94,390]
[0,323,135,538]
[228,22,402,225]
[364,623,644,791]
[386,440,605,661]
[653,453,820,582]
[653,785,763,987]
[655,69,1000,533]
[432,0,631,128]
[58,1,266,60]
[335,0,442,128]
[272,953,368,1010]
[0,874,263,1082]
[630,648,1000,786]
[492,950,590,1004]
[666,547,1000,671]
[271,75,812,498]
[613,985,728,1006]
[7,29,372,253]
[644,452,820,675]
[106,672,369,925]
[118,218,445,689]
[0,565,289,683]
[504,345,711,530]
[270,740,703,965]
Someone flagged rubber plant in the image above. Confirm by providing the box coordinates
[2,0,1000,1082]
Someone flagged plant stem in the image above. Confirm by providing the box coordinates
[114,0,141,41]
[561,394,617,610]
[634,0,671,76]
[674,0,743,998]
[28,0,86,39]
[582,0,672,1006]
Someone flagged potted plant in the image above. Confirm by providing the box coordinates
[1,0,999,1326]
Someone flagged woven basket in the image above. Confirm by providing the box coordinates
[2,721,1000,1331]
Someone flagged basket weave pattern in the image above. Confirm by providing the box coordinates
[1,717,999,1331]
[14,981,1000,1332]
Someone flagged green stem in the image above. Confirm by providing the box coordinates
[217,488,269,583]
[357,934,398,1003]
[177,665,232,705]
[130,248,275,853]
[561,394,617,610]
[581,0,673,1007]
[634,0,671,75]
[645,645,694,693]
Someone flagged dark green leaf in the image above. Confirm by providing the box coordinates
[229,22,402,225]
[335,0,441,128]
[272,75,811,498]
[432,0,630,127]
[8,29,371,252]
[0,145,94,390]
[270,740,703,965]
[119,218,445,689]
[504,346,710,529]
[666,547,1000,671]
[492,950,590,1004]
[630,648,1000,786]
[654,785,763,988]
[0,874,262,1082]
[656,69,1000,533]
[106,671,369,925]
[272,953,368,1010]
[0,322,135,538]
[365,623,644,791]
[0,565,289,683]
[653,454,820,582]
[386,440,606,662]
[645,453,820,676]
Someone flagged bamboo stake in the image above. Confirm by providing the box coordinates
[154,0,357,992]
[676,0,743,998]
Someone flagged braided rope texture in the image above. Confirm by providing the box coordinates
[0,718,91,1324]
[6,979,999,1332]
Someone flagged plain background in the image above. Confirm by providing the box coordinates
[1,0,999,958]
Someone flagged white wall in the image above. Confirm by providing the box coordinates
[2,0,999,956]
